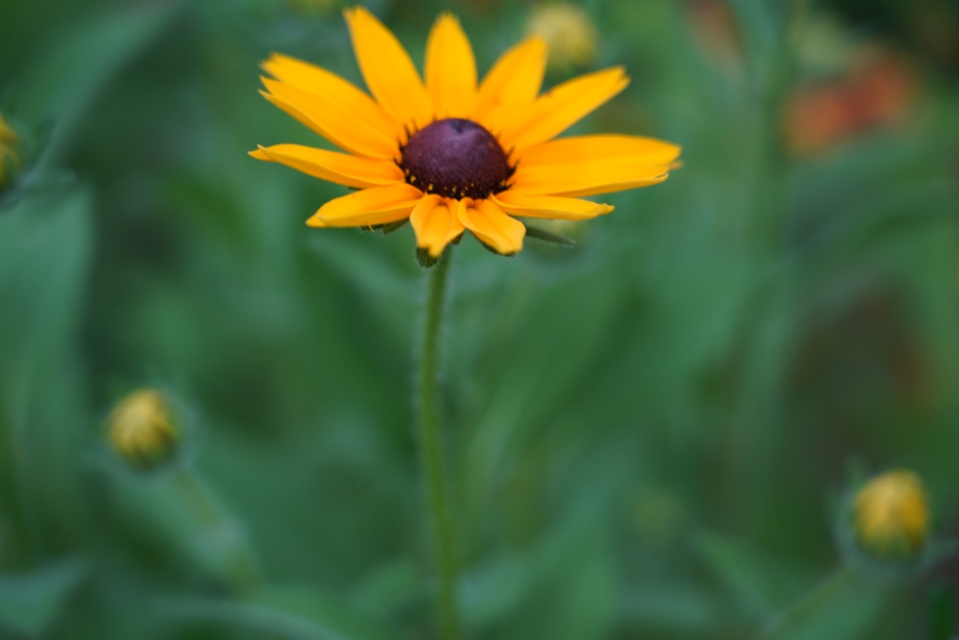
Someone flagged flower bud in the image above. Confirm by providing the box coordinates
[108,389,180,470]
[853,469,930,560]
[527,3,598,70]
[0,114,20,188]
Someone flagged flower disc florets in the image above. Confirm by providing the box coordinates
[399,118,513,199]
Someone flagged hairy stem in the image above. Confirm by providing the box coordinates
[416,250,460,640]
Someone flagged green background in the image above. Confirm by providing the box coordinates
[1,0,958,638]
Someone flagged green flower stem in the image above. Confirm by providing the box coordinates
[756,566,857,639]
[173,467,262,591]
[416,250,461,640]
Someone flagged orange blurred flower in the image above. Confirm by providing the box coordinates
[784,50,920,157]
[686,0,743,74]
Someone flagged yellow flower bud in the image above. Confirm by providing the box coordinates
[108,389,180,470]
[0,114,20,187]
[527,3,598,70]
[853,470,930,559]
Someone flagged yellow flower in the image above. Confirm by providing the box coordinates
[252,7,680,257]
[527,3,598,69]
[853,469,930,559]
[108,389,180,470]
[0,114,19,187]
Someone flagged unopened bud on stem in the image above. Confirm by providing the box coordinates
[108,389,180,471]
[853,469,930,560]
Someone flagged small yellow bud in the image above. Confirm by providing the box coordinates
[853,470,930,559]
[0,114,20,187]
[108,389,180,470]
[527,3,598,70]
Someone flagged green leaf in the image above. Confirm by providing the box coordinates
[159,585,401,640]
[0,187,95,541]
[106,468,261,591]
[692,531,802,619]
[927,585,955,640]
[350,559,422,616]
[760,569,889,640]
[620,584,725,634]
[18,4,177,167]
[0,187,93,420]
[461,513,615,639]
[0,558,87,636]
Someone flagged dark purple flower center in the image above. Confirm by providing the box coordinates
[399,118,513,199]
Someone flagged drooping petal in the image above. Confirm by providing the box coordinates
[492,190,613,220]
[510,157,669,197]
[473,37,548,134]
[307,183,424,228]
[498,67,629,152]
[250,144,404,189]
[261,53,402,143]
[457,198,525,254]
[516,134,681,168]
[409,195,466,257]
[344,7,433,131]
[425,14,477,119]
[261,79,399,159]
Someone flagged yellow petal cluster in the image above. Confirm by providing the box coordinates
[108,389,180,470]
[252,7,680,257]
[853,469,930,559]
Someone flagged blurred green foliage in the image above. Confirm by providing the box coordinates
[1,0,959,638]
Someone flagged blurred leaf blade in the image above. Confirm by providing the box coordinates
[0,558,87,637]
[18,2,178,166]
[158,585,402,640]
[692,531,803,620]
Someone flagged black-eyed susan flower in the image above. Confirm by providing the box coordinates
[252,7,680,258]
[853,469,930,559]
[108,389,180,470]
[0,114,19,187]
[527,3,598,69]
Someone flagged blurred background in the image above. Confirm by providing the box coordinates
[1,0,959,638]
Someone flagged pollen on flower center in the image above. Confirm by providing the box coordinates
[399,118,513,199]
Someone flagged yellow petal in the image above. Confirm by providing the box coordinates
[344,7,433,130]
[457,198,525,254]
[262,53,402,144]
[473,37,548,134]
[260,79,398,159]
[492,190,613,220]
[410,195,466,257]
[425,14,477,119]
[511,158,669,198]
[250,144,404,188]
[499,67,629,152]
[516,134,681,167]
[307,183,424,228]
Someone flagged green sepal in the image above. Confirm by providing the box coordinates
[477,240,516,258]
[416,247,439,269]
[524,225,576,247]
[380,219,408,235]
